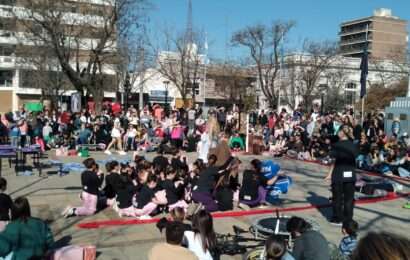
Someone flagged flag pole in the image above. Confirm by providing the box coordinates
[361,23,369,125]
[361,98,364,125]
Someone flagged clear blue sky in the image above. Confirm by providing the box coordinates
[148,0,410,59]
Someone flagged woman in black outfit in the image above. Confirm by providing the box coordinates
[325,125,359,225]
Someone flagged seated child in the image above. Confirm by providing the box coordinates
[62,158,104,217]
[339,219,359,257]
[0,177,12,232]
[162,166,188,211]
[156,207,192,233]
[135,174,165,218]
[103,161,121,208]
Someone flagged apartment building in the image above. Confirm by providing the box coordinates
[339,8,408,61]
[0,0,118,113]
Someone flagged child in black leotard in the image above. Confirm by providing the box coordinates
[0,177,12,232]
[103,161,121,208]
[62,158,104,217]
[162,166,188,211]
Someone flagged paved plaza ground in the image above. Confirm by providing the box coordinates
[2,151,409,260]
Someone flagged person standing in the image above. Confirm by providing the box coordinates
[325,125,359,225]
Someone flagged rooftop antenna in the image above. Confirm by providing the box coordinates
[186,0,193,44]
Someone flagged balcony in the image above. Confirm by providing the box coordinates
[339,24,373,36]
[0,55,15,68]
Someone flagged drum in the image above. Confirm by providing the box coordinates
[250,216,320,240]
[250,216,292,240]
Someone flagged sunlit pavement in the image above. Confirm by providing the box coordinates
[3,151,409,260]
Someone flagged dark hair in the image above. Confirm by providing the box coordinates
[105,160,119,172]
[0,177,7,191]
[170,207,186,222]
[265,235,287,260]
[352,232,410,260]
[193,159,205,172]
[83,158,96,169]
[147,174,158,184]
[165,221,185,245]
[286,216,311,234]
[343,219,359,238]
[165,166,176,177]
[250,159,261,174]
[12,197,31,221]
[192,210,217,253]
[208,154,217,165]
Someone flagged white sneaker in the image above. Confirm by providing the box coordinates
[238,203,251,211]
[62,206,74,218]
[139,215,152,220]
[61,206,72,217]
[118,151,127,155]
[104,150,112,155]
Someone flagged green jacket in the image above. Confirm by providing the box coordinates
[229,136,245,150]
[0,218,54,260]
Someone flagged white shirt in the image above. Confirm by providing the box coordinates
[111,127,121,138]
[127,128,137,138]
[184,231,213,260]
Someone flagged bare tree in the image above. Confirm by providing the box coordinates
[291,40,338,112]
[115,35,154,109]
[16,42,71,110]
[208,60,255,106]
[324,58,350,111]
[153,28,206,107]
[231,21,295,109]
[12,0,149,112]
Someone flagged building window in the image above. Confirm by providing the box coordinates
[0,0,15,5]
[0,70,13,87]
[346,83,356,90]
[0,45,15,56]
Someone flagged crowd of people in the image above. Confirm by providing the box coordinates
[1,103,409,181]
[0,102,409,260]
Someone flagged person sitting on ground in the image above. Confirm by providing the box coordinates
[152,147,169,173]
[191,155,223,212]
[62,158,104,218]
[265,235,295,260]
[286,216,329,260]
[214,158,240,211]
[124,124,137,151]
[149,221,198,260]
[163,166,188,212]
[228,132,244,151]
[156,207,192,233]
[254,159,292,205]
[339,219,359,257]
[184,210,219,260]
[0,197,54,259]
[0,177,12,232]
[352,232,410,260]
[77,123,92,145]
[103,161,121,208]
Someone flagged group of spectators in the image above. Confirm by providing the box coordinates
[0,103,409,260]
[246,107,410,179]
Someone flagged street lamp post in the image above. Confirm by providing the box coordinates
[163,80,170,112]
[318,84,328,115]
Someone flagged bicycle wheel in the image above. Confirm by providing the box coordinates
[242,247,264,260]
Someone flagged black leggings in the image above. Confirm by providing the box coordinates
[331,182,355,222]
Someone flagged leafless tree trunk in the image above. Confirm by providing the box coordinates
[12,0,149,112]
[152,27,206,108]
[293,40,337,112]
[231,21,295,109]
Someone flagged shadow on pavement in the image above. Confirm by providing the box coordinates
[306,191,332,220]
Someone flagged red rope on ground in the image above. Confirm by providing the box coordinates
[77,192,409,229]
